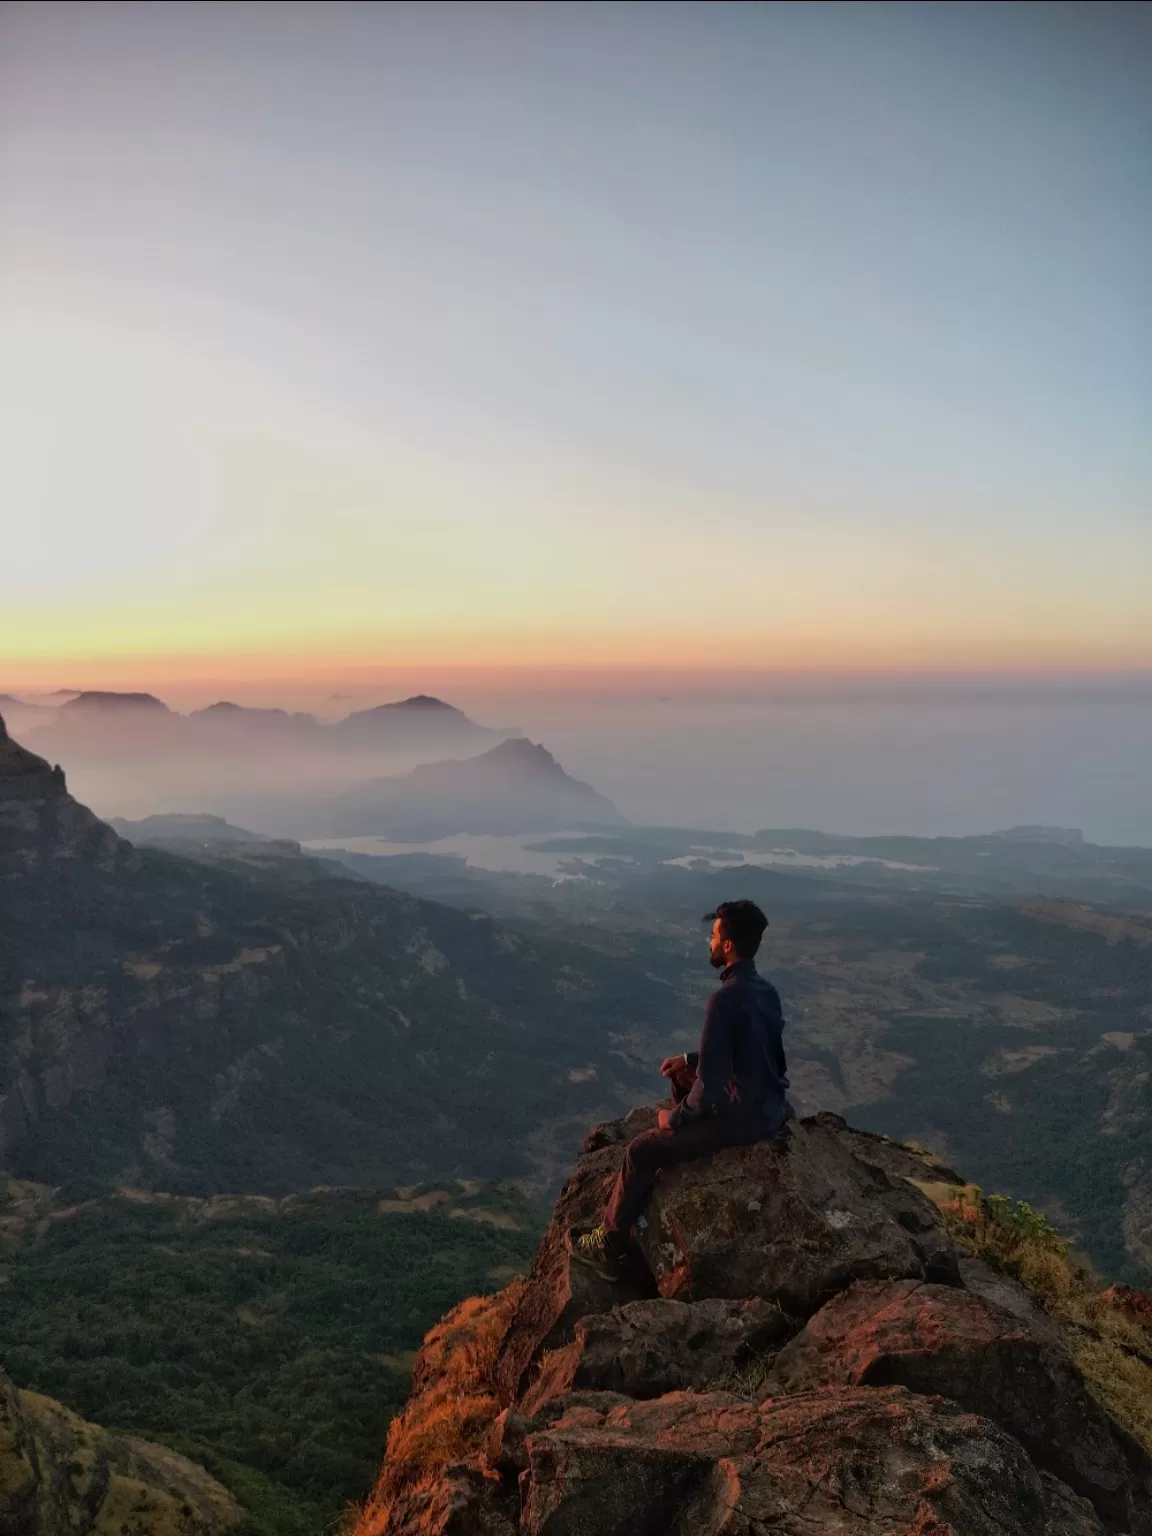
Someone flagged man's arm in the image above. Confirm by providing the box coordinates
[668,993,734,1129]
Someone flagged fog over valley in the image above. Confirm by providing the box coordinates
[7,679,1150,847]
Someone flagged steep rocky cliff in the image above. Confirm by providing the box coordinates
[0,1364,242,1535]
[357,1111,1152,1536]
[0,713,130,876]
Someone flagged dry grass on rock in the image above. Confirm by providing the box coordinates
[347,1280,523,1536]
[935,1184,1152,1453]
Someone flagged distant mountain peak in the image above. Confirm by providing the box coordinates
[405,737,570,783]
[332,694,509,743]
[62,691,170,713]
[192,701,290,718]
[353,694,469,718]
[388,694,461,712]
[482,737,564,772]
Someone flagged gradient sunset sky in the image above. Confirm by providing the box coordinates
[1,1,1149,690]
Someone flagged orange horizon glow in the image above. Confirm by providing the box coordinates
[4,650,1151,700]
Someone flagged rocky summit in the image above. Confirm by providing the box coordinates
[358,1109,1152,1536]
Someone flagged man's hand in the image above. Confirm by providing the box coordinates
[659,1055,685,1078]
[657,1108,676,1131]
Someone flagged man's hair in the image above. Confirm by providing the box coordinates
[704,899,769,958]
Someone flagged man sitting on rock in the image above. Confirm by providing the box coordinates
[570,898,791,1282]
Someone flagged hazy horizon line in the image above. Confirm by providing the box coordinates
[7,666,1152,707]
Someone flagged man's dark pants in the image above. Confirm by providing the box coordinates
[603,1092,790,1242]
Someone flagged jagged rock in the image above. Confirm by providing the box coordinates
[519,1384,1102,1535]
[804,1109,966,1186]
[636,1113,959,1311]
[958,1254,1071,1348]
[0,1366,243,1534]
[519,1297,792,1412]
[766,1277,1150,1533]
[494,1109,661,1404]
[485,1393,631,1478]
[380,1464,517,1536]
[1041,1474,1112,1536]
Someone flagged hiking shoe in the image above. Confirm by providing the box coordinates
[567,1223,628,1283]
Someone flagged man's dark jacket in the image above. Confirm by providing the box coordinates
[669,958,788,1131]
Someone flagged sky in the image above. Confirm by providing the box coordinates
[1,0,1149,689]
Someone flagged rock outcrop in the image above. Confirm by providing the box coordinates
[0,713,129,877]
[358,1109,1152,1536]
[0,1365,242,1534]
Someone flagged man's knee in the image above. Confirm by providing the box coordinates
[622,1126,674,1175]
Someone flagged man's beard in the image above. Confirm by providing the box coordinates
[709,950,725,969]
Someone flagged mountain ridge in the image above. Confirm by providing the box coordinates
[0,714,682,1198]
[62,690,171,712]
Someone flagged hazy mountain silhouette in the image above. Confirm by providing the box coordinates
[61,690,171,713]
[188,701,323,737]
[110,811,271,846]
[0,694,56,731]
[329,693,518,750]
[323,736,626,838]
[16,693,524,828]
[26,691,513,760]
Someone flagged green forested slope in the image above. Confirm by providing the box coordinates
[1,831,694,1197]
[0,1180,541,1534]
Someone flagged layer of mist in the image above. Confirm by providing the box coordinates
[5,681,1150,847]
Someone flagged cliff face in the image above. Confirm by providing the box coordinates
[0,714,129,876]
[357,1110,1152,1536]
[0,1365,241,1535]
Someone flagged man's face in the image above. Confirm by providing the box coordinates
[709,918,728,969]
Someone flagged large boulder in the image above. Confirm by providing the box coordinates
[519,1384,1105,1535]
[636,1114,959,1310]
[767,1277,1151,1533]
[519,1297,792,1412]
